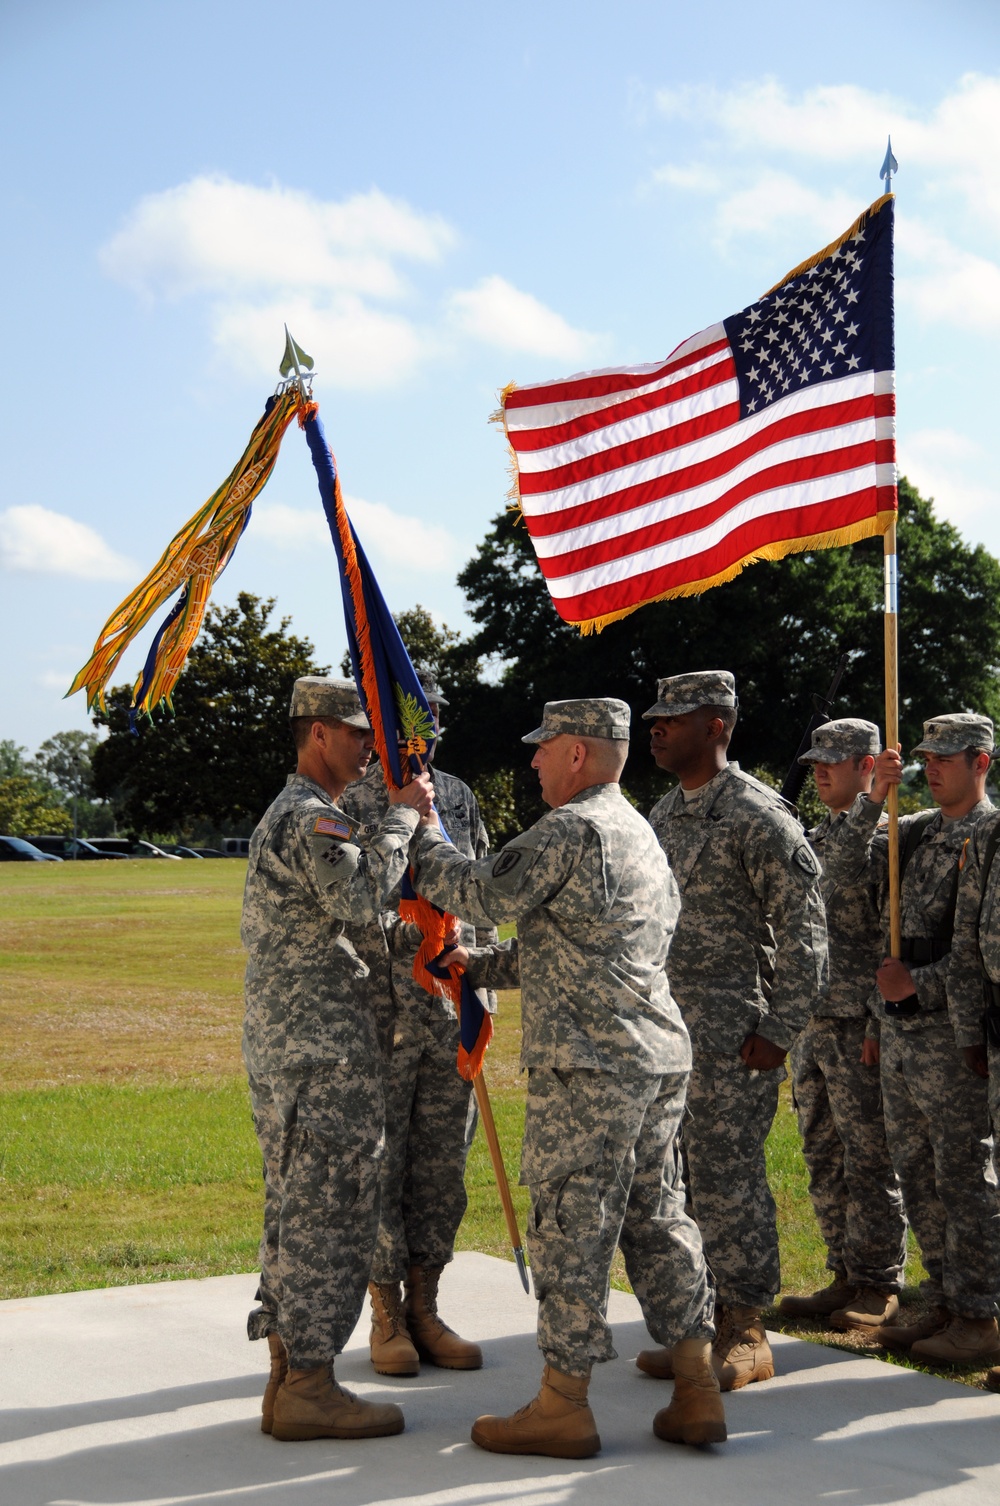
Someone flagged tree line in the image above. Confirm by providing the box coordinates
[31,475,997,847]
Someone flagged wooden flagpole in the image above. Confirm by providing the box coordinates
[884,519,901,956]
[473,1074,531,1293]
[880,139,901,956]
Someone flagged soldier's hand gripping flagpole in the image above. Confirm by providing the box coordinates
[880,138,902,957]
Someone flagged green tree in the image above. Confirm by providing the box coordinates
[0,740,30,779]
[30,730,99,798]
[451,479,1000,830]
[91,593,328,836]
[0,776,72,837]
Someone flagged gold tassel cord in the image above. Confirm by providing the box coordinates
[67,389,301,715]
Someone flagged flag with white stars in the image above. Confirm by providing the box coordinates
[500,195,896,633]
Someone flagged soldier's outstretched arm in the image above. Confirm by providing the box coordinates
[410,814,586,929]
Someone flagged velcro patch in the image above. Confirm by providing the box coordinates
[313,816,352,841]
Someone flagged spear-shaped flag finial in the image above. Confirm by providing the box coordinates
[880,136,898,193]
[280,326,315,400]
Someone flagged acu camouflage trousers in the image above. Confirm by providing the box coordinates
[791,1016,907,1289]
[246,1064,384,1368]
[370,995,478,1284]
[682,1050,783,1309]
[880,1016,1000,1318]
[523,1067,714,1379]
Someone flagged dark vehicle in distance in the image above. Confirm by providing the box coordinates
[193,847,227,858]
[26,835,129,860]
[161,845,205,859]
[85,838,182,860]
[0,836,63,862]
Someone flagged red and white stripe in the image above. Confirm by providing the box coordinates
[504,323,896,627]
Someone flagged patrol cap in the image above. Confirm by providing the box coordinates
[288,676,371,729]
[642,670,738,720]
[521,697,631,744]
[911,712,995,758]
[799,718,881,765]
[418,671,449,707]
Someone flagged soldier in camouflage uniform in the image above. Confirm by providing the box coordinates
[241,676,434,1441]
[409,698,725,1457]
[949,788,1000,1388]
[639,671,828,1390]
[824,712,1000,1364]
[341,673,494,1375]
[777,719,907,1331]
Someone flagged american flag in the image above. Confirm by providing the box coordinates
[501,195,896,632]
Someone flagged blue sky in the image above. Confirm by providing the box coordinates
[2,0,998,750]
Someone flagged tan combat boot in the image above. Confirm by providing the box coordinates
[985,1366,1000,1392]
[404,1264,482,1369]
[261,1331,288,1434]
[911,1314,1000,1364]
[778,1276,856,1319]
[271,1364,404,1441]
[653,1338,727,1447]
[635,1345,674,1379]
[712,1305,775,1391]
[368,1281,420,1376]
[877,1305,949,1350]
[471,1363,600,1458]
[829,1287,899,1331]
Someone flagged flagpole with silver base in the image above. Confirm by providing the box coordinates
[880,137,902,957]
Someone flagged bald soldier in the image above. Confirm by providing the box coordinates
[778,719,907,1331]
[409,698,725,1457]
[640,671,828,1389]
[824,712,1000,1365]
[242,677,433,1441]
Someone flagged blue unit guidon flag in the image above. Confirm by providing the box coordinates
[500,194,896,633]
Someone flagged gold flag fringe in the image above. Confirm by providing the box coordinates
[575,511,897,635]
[764,194,893,298]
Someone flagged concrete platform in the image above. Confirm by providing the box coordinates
[1,1252,999,1506]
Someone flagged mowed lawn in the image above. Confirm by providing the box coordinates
[1,861,924,1336]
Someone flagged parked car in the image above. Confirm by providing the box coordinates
[193,847,227,858]
[85,838,183,860]
[221,838,251,857]
[25,835,128,860]
[0,835,63,862]
[160,844,205,859]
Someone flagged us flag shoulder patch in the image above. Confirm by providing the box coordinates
[313,816,352,841]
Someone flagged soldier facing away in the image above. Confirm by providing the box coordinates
[639,671,828,1390]
[241,676,433,1441]
[778,718,907,1331]
[341,671,493,1376]
[409,698,726,1457]
[823,712,1000,1364]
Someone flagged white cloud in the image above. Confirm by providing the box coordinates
[253,496,461,573]
[100,175,590,385]
[713,171,859,249]
[212,295,427,388]
[898,218,1000,331]
[100,177,454,299]
[447,275,595,361]
[898,429,1000,541]
[0,506,136,580]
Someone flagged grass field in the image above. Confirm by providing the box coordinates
[3,859,973,1381]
